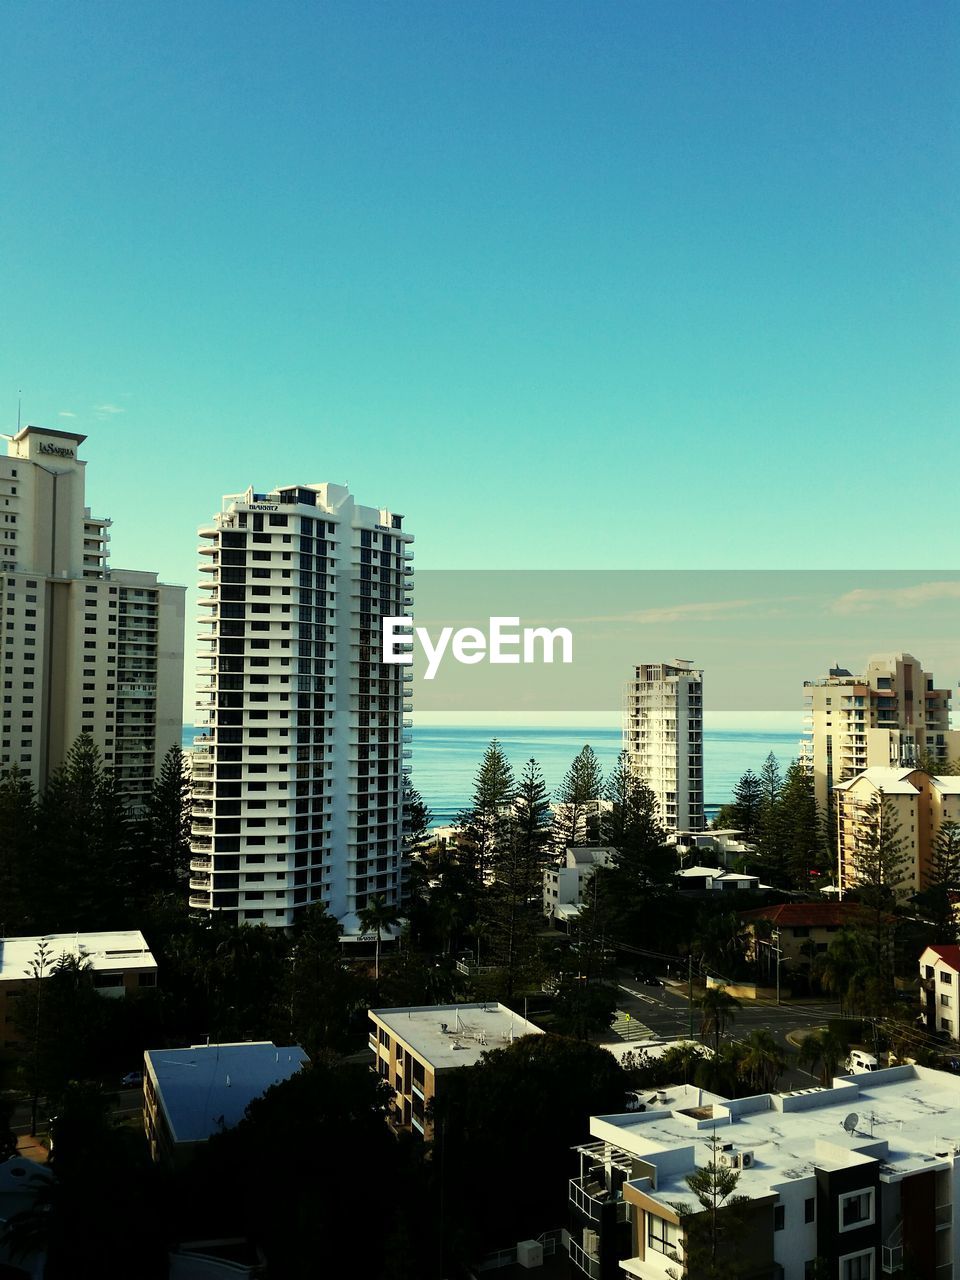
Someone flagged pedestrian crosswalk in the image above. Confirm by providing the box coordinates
[611,1010,655,1041]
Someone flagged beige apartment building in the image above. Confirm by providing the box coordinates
[368,1003,542,1139]
[0,427,184,810]
[624,660,704,833]
[0,929,157,1051]
[801,653,959,810]
[834,766,960,896]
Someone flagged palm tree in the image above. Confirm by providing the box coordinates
[697,985,741,1058]
[797,1028,847,1086]
[358,896,402,982]
[739,1029,786,1093]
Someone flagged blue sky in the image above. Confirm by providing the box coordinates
[2,0,957,593]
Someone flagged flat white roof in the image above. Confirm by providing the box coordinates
[0,930,156,979]
[370,1003,543,1069]
[592,1065,960,1212]
[145,1041,309,1144]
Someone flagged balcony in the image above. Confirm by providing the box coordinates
[567,1238,600,1279]
[569,1176,628,1223]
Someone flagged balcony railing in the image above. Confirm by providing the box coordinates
[569,1177,628,1222]
[567,1238,600,1279]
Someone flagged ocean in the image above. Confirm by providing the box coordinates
[182,722,801,826]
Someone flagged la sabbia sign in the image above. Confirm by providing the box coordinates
[38,442,75,458]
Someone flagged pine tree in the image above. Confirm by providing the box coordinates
[553,744,603,850]
[919,820,960,942]
[851,794,908,1008]
[777,760,825,887]
[755,753,787,880]
[485,758,552,996]
[0,764,36,934]
[457,740,515,886]
[669,1135,749,1278]
[34,735,134,931]
[145,745,191,895]
[729,769,762,840]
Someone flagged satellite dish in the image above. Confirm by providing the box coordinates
[842,1112,859,1135]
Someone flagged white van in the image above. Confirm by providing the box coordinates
[845,1048,879,1074]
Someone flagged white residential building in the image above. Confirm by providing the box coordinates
[0,426,185,809]
[801,653,959,810]
[543,846,617,926]
[920,945,960,1042]
[188,482,413,931]
[624,660,703,833]
[568,1066,960,1280]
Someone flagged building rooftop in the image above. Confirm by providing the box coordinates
[922,944,960,971]
[145,1042,309,1145]
[834,767,920,794]
[370,1003,544,1069]
[0,930,156,980]
[834,767,960,796]
[740,902,870,929]
[593,1065,960,1212]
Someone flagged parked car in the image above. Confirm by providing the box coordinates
[121,1072,143,1089]
[633,971,664,987]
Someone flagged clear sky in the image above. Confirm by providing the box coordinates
[2,0,957,599]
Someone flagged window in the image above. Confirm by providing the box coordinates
[840,1188,874,1231]
[840,1250,874,1280]
[804,1197,815,1224]
[647,1216,678,1254]
[941,993,952,1008]
[941,971,953,985]
[774,1204,785,1230]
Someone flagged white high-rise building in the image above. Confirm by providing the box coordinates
[0,426,185,809]
[800,652,959,810]
[188,482,413,931]
[623,659,703,832]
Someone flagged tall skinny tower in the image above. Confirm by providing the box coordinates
[188,482,413,931]
[624,659,703,832]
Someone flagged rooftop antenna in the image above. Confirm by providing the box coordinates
[17,390,21,433]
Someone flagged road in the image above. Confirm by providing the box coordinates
[609,969,841,1088]
[6,1087,143,1138]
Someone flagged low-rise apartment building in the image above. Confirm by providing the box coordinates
[920,945,960,1042]
[544,847,617,927]
[368,1003,543,1139]
[835,768,960,896]
[0,929,157,1051]
[739,903,871,969]
[568,1066,960,1280]
[676,865,760,894]
[144,1040,308,1167]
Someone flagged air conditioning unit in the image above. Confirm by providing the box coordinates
[740,1150,755,1169]
[719,1151,741,1169]
[516,1240,543,1269]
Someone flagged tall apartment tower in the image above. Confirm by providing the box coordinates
[801,652,960,809]
[0,427,185,808]
[188,482,413,932]
[623,659,703,832]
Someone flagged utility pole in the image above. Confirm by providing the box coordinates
[688,954,694,1039]
[772,930,782,1006]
